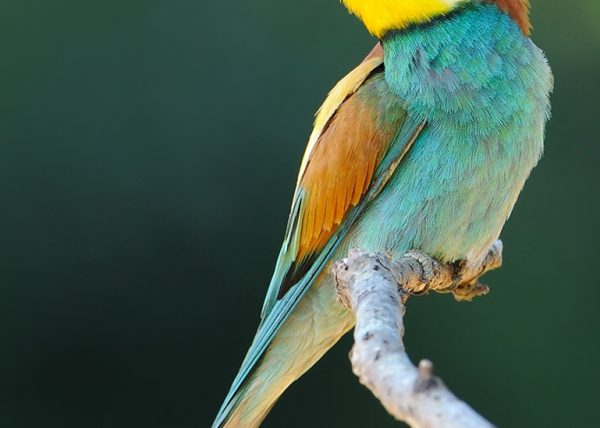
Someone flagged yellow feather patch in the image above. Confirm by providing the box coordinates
[342,0,463,38]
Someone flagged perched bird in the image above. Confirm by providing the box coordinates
[213,0,552,426]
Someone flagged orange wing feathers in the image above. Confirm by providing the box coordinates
[292,43,408,262]
[298,88,397,256]
[275,43,408,297]
[287,44,385,262]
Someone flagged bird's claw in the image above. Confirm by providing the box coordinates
[452,280,490,302]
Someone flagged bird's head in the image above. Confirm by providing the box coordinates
[341,0,531,38]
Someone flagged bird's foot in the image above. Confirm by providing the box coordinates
[334,241,504,307]
[399,240,503,302]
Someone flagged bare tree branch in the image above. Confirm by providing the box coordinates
[333,241,503,428]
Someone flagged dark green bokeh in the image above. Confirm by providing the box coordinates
[1,1,598,427]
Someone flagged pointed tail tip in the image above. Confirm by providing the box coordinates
[212,386,272,428]
[211,396,238,428]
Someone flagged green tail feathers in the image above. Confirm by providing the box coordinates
[212,264,330,428]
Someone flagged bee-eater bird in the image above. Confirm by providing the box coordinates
[213,1,552,426]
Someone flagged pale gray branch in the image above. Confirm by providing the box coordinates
[333,241,503,428]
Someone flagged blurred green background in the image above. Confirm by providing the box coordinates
[1,1,599,427]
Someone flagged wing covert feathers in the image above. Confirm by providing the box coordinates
[298,79,404,257]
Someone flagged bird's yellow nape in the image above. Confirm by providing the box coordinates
[342,0,465,38]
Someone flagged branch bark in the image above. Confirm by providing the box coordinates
[333,241,503,428]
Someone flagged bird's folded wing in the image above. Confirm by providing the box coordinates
[263,43,421,315]
[215,44,426,425]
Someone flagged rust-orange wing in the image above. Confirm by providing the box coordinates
[260,44,412,311]
[298,71,403,258]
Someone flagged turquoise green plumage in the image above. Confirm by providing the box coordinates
[214,2,552,427]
